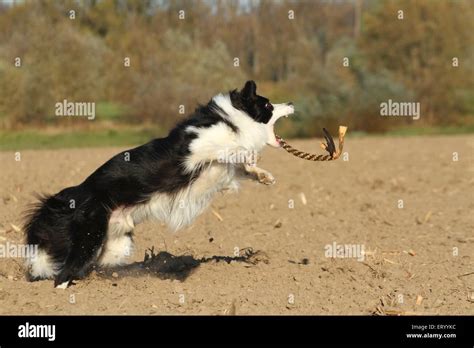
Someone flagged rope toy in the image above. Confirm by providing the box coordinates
[276,126,348,161]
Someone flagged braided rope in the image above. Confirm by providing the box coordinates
[276,126,347,162]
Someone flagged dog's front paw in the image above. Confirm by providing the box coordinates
[257,171,276,185]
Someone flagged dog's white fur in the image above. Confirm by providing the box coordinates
[26,250,59,280]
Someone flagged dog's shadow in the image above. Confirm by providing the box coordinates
[97,247,268,281]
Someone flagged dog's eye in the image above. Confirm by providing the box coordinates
[265,103,273,110]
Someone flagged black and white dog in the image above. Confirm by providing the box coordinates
[24,80,294,288]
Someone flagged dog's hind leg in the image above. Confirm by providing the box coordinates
[98,233,134,267]
[98,208,135,267]
[54,205,109,288]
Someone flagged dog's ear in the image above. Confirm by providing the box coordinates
[241,80,257,100]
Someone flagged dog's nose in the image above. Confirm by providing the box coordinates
[287,102,293,106]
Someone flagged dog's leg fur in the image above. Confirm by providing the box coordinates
[98,208,135,267]
[54,205,109,287]
[99,233,134,267]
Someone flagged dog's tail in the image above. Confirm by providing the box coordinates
[23,193,73,281]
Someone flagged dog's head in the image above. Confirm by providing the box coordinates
[230,80,294,147]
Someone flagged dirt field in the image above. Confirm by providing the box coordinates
[0,135,473,315]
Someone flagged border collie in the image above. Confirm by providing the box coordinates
[24,80,294,288]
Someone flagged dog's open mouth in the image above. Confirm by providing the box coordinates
[266,103,295,148]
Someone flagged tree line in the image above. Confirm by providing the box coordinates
[0,0,472,136]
